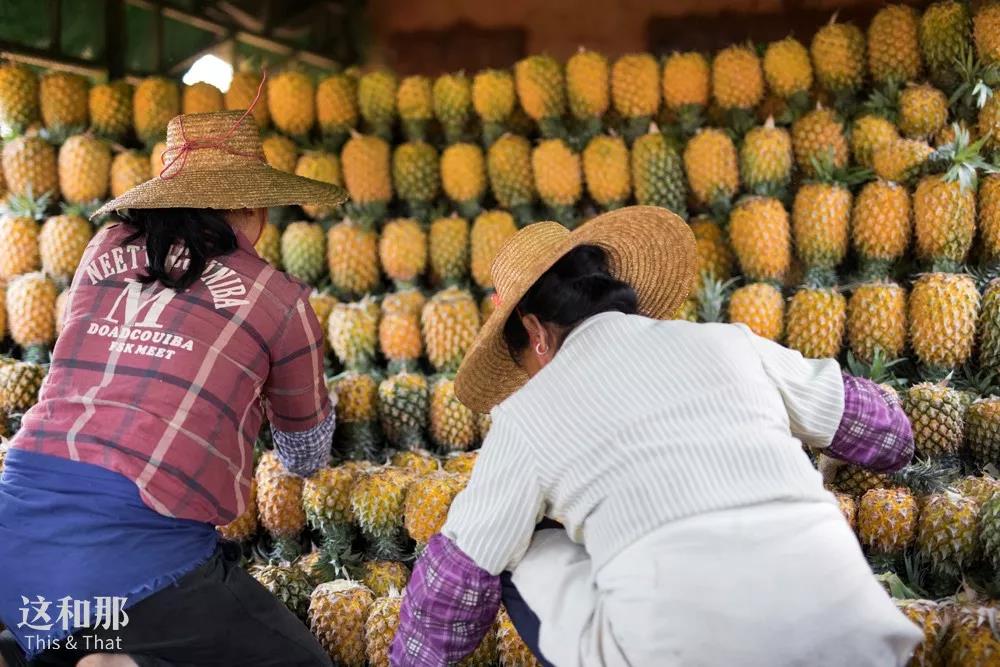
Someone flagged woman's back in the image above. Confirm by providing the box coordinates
[13,222,327,526]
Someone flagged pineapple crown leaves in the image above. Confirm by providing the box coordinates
[861,81,901,123]
[695,274,738,323]
[2,186,53,221]
[845,349,908,390]
[954,363,1000,397]
[932,124,999,190]
[950,43,1000,116]
[59,199,102,221]
[891,457,962,496]
[806,150,872,188]
[875,571,921,601]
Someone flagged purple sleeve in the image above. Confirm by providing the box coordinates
[825,374,914,473]
[390,533,501,667]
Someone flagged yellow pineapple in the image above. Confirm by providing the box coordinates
[631,127,686,216]
[872,138,934,184]
[980,174,1000,263]
[328,299,379,371]
[740,118,793,197]
[295,151,342,220]
[302,465,358,563]
[390,449,438,476]
[835,493,857,531]
[975,2,1000,64]
[850,115,899,170]
[281,221,326,285]
[56,135,108,206]
[727,196,790,283]
[444,451,478,475]
[331,371,381,461]
[858,487,918,557]
[532,139,582,225]
[261,134,298,173]
[472,68,516,146]
[6,272,57,358]
[785,287,846,359]
[514,55,566,138]
[379,218,427,290]
[471,210,517,291]
[326,218,379,300]
[487,133,534,224]
[225,70,269,128]
[712,44,764,114]
[342,132,392,223]
[0,62,39,136]
[396,75,433,142]
[979,93,1000,155]
[497,607,541,667]
[867,4,923,86]
[909,272,979,373]
[611,53,660,141]
[847,281,907,363]
[422,287,480,373]
[792,180,851,278]
[661,52,710,133]
[358,70,397,140]
[404,471,465,547]
[88,80,132,140]
[919,1,971,90]
[351,467,417,558]
[0,214,40,280]
[583,134,631,210]
[433,73,472,144]
[566,49,609,140]
[2,135,59,199]
[0,359,45,413]
[181,82,223,114]
[905,382,965,460]
[309,292,337,351]
[810,15,866,97]
[216,478,258,543]
[441,142,486,218]
[316,73,357,145]
[898,84,949,139]
[683,128,739,212]
[791,106,848,177]
[690,216,734,281]
[110,150,150,199]
[916,493,980,578]
[39,212,92,286]
[392,141,440,220]
[763,37,813,108]
[133,77,179,147]
[942,604,1000,666]
[914,174,975,272]
[39,71,88,138]
[429,215,470,287]
[309,581,374,667]
[255,450,307,560]
[254,222,282,269]
[380,292,424,372]
[365,594,402,667]
[267,69,315,139]
[429,376,477,453]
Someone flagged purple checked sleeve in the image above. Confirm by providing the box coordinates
[391,533,501,667]
[826,374,914,473]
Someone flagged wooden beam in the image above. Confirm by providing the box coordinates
[168,35,234,75]
[127,0,229,35]
[49,0,62,55]
[0,44,105,77]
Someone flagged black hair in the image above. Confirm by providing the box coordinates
[502,244,638,360]
[121,208,238,291]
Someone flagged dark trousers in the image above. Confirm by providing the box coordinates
[501,519,560,667]
[0,543,330,667]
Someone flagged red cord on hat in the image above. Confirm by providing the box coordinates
[160,69,268,180]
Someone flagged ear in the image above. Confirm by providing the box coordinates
[521,313,546,344]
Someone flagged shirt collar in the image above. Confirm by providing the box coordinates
[561,311,625,350]
[232,226,258,255]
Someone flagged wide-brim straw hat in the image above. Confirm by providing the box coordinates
[455,205,696,414]
[93,110,347,218]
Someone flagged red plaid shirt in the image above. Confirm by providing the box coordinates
[12,223,331,525]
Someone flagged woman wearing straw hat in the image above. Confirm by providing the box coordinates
[391,206,922,666]
[0,102,343,667]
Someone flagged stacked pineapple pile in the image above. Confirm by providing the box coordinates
[1,1,1000,663]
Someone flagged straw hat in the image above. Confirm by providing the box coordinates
[93,110,347,218]
[455,205,696,413]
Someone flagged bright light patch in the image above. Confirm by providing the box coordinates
[182,54,233,93]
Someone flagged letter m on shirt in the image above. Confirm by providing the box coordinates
[103,280,176,329]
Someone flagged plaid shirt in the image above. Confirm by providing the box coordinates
[391,372,914,665]
[12,223,332,525]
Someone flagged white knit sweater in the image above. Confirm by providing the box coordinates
[442,312,846,574]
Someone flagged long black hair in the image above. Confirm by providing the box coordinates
[121,208,238,290]
[502,244,638,359]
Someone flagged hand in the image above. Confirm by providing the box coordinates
[817,454,845,485]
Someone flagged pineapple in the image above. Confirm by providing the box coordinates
[429,215,470,287]
[133,77,179,147]
[497,607,540,667]
[150,141,167,176]
[365,594,402,667]
[919,1,971,90]
[514,55,566,138]
[38,212,92,286]
[909,272,978,374]
[378,371,429,451]
[661,52,710,133]
[441,143,487,218]
[341,133,392,224]
[683,128,739,212]
[433,73,472,144]
[39,71,88,137]
[872,138,934,184]
[396,75,433,141]
[763,37,813,109]
[216,478,258,543]
[847,282,907,362]
[914,174,975,272]
[362,561,410,599]
[326,218,380,300]
[261,134,298,173]
[7,273,56,359]
[943,604,1000,666]
[0,361,45,414]
[532,139,582,225]
[850,115,899,170]
[422,287,480,373]
[791,107,848,178]
[302,465,358,562]
[404,471,465,545]
[379,218,427,290]
[328,300,379,371]
[583,134,631,210]
[712,44,765,114]
[58,134,111,204]
[896,599,946,667]
[980,279,1000,378]
[351,467,416,558]
[0,63,39,136]
[728,283,785,341]
[0,214,40,279]
[255,450,306,560]
[281,222,326,285]
[785,287,846,359]
[631,128,686,216]
[109,150,149,198]
[610,53,660,141]
[487,134,535,224]
[294,151,342,220]
[728,197,790,283]
[251,563,313,620]
[267,69,315,139]
[566,49,609,140]
[390,449,438,476]
[316,73,358,146]
[898,84,949,140]
[966,399,1000,468]
[309,581,374,667]
[916,492,979,579]
[254,222,282,269]
[2,135,59,199]
[792,180,851,278]
[429,376,477,453]
[980,93,1000,155]
[810,16,866,97]
[981,494,1000,572]
[380,299,424,374]
[867,5,923,86]
[905,382,964,460]
[851,180,912,279]
[979,174,1000,262]
[461,625,500,667]
[444,451,478,475]
[358,70,397,140]
[310,291,337,350]
[832,465,889,496]
[472,69,516,146]
[225,70,269,128]
[740,118,793,197]
[954,475,1000,506]
[835,492,858,530]
[471,210,517,291]
[691,217,733,282]
[88,80,132,140]
[391,141,440,220]
[858,487,918,557]
[181,82,223,114]
[974,2,1000,64]
[331,370,381,461]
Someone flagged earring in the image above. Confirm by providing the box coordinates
[534,341,548,356]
